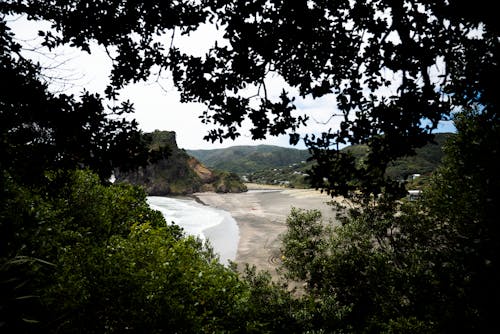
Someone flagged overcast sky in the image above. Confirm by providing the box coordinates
[8,15,455,150]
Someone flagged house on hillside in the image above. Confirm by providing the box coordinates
[408,189,422,201]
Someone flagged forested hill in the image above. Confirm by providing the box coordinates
[188,133,453,188]
[386,132,453,179]
[187,145,310,174]
[115,131,247,195]
[344,132,453,180]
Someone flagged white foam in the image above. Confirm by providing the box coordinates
[147,196,239,264]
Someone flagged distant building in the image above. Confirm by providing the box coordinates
[408,189,422,201]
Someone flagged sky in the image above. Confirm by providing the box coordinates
[7,15,455,150]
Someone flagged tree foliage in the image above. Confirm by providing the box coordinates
[0,18,152,184]
[281,208,326,283]
[0,3,300,331]
[3,0,497,196]
[0,169,301,333]
[280,110,500,332]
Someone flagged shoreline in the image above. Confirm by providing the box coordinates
[147,196,240,265]
[202,210,239,265]
[193,187,339,277]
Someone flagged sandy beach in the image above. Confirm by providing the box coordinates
[194,184,340,277]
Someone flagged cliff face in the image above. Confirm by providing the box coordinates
[188,157,216,183]
[115,131,247,195]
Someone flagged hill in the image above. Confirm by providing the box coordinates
[115,131,247,195]
[187,133,452,188]
[341,133,451,179]
[385,132,452,180]
[339,133,452,189]
[187,145,310,174]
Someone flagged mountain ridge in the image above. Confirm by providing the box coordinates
[187,145,310,175]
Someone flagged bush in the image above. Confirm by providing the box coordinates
[0,170,295,332]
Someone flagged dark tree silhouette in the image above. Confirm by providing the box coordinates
[3,0,497,197]
[0,18,151,184]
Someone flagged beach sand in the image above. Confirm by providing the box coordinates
[194,185,341,277]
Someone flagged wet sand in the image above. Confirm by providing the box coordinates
[194,185,341,277]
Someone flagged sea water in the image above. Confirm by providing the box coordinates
[147,196,239,264]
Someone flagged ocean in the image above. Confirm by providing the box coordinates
[147,196,239,265]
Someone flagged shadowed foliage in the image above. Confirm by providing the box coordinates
[3,0,497,197]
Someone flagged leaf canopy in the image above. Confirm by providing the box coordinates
[2,0,498,196]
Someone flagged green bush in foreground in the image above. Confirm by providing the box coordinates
[0,170,298,333]
[280,109,500,333]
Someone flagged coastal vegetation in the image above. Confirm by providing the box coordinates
[281,109,499,332]
[2,1,498,333]
[1,169,296,332]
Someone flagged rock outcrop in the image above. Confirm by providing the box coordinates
[115,131,247,195]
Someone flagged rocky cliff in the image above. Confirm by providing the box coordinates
[115,131,247,195]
